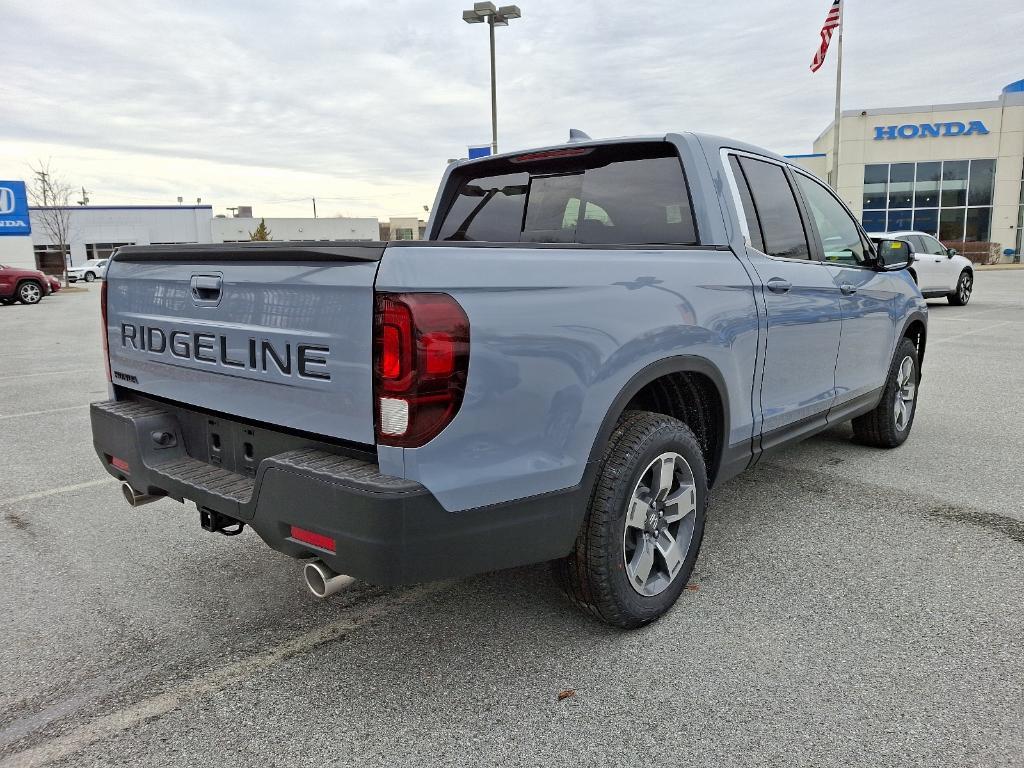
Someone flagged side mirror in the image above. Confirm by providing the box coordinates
[874,238,913,271]
[947,247,958,258]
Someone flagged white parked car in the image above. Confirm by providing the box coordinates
[868,231,974,305]
[67,259,109,283]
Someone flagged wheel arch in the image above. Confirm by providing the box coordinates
[15,277,43,295]
[586,355,730,488]
[900,313,928,370]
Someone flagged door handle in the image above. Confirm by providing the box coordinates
[840,283,857,295]
[191,274,223,304]
[766,278,792,294]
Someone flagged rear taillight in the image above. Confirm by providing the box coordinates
[100,279,111,382]
[373,292,469,447]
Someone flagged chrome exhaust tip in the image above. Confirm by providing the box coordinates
[120,481,162,507]
[303,560,355,599]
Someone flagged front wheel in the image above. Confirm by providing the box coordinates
[552,411,708,628]
[84,272,96,282]
[852,337,920,448]
[17,281,42,305]
[947,270,972,305]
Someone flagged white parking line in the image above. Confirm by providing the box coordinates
[930,320,1014,344]
[0,582,446,768]
[0,368,98,381]
[0,405,89,421]
[0,479,111,507]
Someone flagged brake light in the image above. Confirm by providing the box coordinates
[110,456,130,473]
[100,279,111,382]
[373,292,469,447]
[510,147,592,163]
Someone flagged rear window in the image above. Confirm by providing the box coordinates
[435,143,697,245]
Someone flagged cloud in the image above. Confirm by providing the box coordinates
[1,0,1018,218]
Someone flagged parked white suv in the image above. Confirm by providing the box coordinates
[67,259,109,283]
[869,231,974,305]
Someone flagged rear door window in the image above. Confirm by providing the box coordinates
[435,144,697,245]
[735,156,811,260]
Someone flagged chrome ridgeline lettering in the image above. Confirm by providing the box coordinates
[120,323,330,380]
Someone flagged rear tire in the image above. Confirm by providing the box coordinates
[17,281,42,305]
[552,411,708,629]
[852,337,919,448]
[947,269,972,305]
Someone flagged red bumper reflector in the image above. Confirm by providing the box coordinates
[110,456,130,473]
[290,525,336,553]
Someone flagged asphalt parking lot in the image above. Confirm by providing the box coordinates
[1,273,1022,768]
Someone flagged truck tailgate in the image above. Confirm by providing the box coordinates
[104,243,383,445]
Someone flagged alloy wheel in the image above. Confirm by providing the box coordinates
[20,284,41,303]
[894,356,916,431]
[958,273,972,304]
[623,451,697,597]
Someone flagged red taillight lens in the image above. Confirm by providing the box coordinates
[100,279,111,382]
[373,292,469,447]
[110,456,130,473]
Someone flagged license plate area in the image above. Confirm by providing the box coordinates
[196,416,336,477]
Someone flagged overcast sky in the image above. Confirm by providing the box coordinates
[2,0,1020,219]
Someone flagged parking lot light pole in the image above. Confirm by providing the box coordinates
[462,3,521,155]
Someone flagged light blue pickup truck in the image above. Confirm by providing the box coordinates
[92,134,927,627]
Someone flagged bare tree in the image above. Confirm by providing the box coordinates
[28,160,74,285]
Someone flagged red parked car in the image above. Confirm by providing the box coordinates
[47,275,62,293]
[0,264,52,305]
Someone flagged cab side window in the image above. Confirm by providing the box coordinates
[920,234,947,256]
[735,156,811,260]
[793,173,870,267]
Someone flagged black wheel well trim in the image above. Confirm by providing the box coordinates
[899,312,928,369]
[584,355,730,487]
[16,278,43,291]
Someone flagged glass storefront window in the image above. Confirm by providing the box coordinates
[861,159,995,243]
[887,163,915,209]
[941,161,969,207]
[887,209,913,231]
[863,164,888,210]
[861,210,886,232]
[912,208,938,236]
[967,159,996,207]
[939,207,966,241]
[965,207,991,243]
[914,162,941,207]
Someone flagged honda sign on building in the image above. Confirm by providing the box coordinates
[0,181,31,236]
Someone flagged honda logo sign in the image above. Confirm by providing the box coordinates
[0,187,16,214]
[0,181,31,236]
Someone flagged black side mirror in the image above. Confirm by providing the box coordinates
[875,238,913,271]
[947,247,958,258]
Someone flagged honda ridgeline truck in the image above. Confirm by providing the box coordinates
[91,134,927,627]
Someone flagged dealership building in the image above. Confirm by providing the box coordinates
[788,78,1024,261]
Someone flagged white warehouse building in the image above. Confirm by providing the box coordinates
[0,202,379,273]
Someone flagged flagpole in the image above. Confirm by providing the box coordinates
[830,0,844,189]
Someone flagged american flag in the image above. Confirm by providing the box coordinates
[810,0,842,73]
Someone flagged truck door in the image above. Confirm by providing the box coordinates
[791,171,898,409]
[726,154,842,443]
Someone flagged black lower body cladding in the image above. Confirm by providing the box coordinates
[90,396,586,586]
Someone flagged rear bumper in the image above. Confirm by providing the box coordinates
[90,398,583,586]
